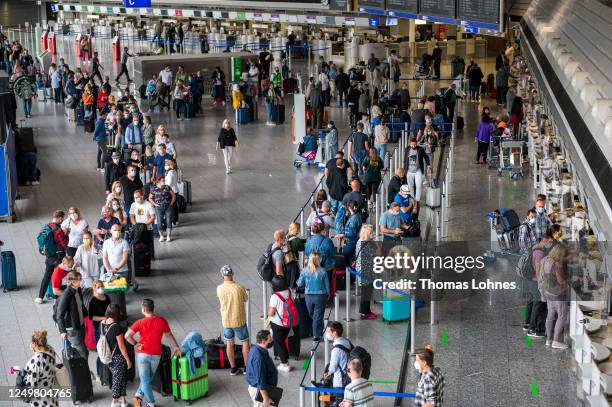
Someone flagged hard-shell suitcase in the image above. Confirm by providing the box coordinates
[76,104,85,126]
[456,116,464,130]
[499,208,520,232]
[177,170,192,205]
[272,104,285,124]
[296,294,312,338]
[382,291,411,322]
[205,339,245,369]
[37,89,47,101]
[237,107,250,124]
[131,241,152,277]
[172,355,208,403]
[63,344,94,403]
[152,345,172,396]
[282,78,296,94]
[1,251,17,292]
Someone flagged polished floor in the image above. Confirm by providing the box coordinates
[0,47,578,406]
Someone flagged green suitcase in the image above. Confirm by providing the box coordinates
[171,355,208,404]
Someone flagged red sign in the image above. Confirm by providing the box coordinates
[175,9,183,17]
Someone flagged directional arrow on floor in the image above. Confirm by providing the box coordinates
[440,332,449,345]
[530,379,539,397]
[524,335,533,349]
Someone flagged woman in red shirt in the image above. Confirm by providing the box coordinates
[98,88,110,111]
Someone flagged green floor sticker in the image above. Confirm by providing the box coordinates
[524,335,533,349]
[440,332,449,345]
[508,196,513,205]
[303,359,311,370]
[507,185,513,192]
[521,306,526,319]
[530,379,539,397]
[369,379,398,384]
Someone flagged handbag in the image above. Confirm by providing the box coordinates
[54,350,70,387]
[255,385,283,405]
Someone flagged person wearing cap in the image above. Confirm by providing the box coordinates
[125,299,182,407]
[379,202,411,254]
[216,265,251,376]
[394,185,417,224]
[105,151,127,194]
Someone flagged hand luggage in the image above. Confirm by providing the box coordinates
[1,251,17,292]
[67,108,76,122]
[63,344,94,403]
[131,241,152,277]
[456,116,464,130]
[76,104,85,126]
[237,107,250,124]
[84,118,95,133]
[152,345,172,396]
[272,104,285,124]
[84,317,96,350]
[177,194,187,214]
[205,338,245,369]
[406,220,421,238]
[283,78,296,94]
[382,291,411,322]
[106,291,127,320]
[177,170,192,205]
[171,354,208,403]
[333,255,347,291]
[498,208,520,232]
[37,89,46,101]
[295,294,313,338]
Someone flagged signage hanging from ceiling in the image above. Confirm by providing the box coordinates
[456,0,500,26]
[123,0,151,7]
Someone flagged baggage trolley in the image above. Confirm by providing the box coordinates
[498,140,524,179]
[485,210,520,257]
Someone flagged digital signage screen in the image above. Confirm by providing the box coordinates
[358,0,386,10]
[386,0,418,14]
[419,0,456,20]
[456,0,500,25]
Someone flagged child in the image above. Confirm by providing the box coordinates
[35,73,47,101]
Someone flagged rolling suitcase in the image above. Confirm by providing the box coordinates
[76,104,85,126]
[131,241,152,277]
[37,89,46,101]
[63,344,94,403]
[177,170,192,206]
[84,118,95,133]
[237,107,250,124]
[205,338,245,369]
[282,78,296,94]
[152,345,172,396]
[171,355,208,403]
[273,104,285,124]
[382,291,411,322]
[106,291,127,320]
[456,116,464,130]
[1,251,17,292]
[295,294,312,338]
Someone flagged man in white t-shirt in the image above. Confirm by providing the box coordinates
[102,224,130,276]
[129,190,156,230]
[159,65,173,87]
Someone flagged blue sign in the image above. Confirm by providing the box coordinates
[369,17,380,27]
[464,24,479,33]
[50,4,57,12]
[123,0,151,7]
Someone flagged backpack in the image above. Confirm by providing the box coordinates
[97,322,118,365]
[139,84,147,99]
[257,244,282,282]
[516,245,542,280]
[334,206,348,234]
[349,346,372,380]
[332,342,354,388]
[37,223,59,256]
[274,289,299,328]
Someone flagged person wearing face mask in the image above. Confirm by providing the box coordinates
[51,256,76,297]
[21,330,61,407]
[518,209,538,252]
[148,176,176,243]
[74,232,102,288]
[414,347,445,407]
[157,134,177,161]
[102,224,130,279]
[87,280,111,340]
[108,198,128,228]
[151,144,175,180]
[105,152,127,194]
[123,116,143,158]
[127,150,144,179]
[403,138,430,206]
[119,165,144,214]
[323,321,352,389]
[107,180,126,207]
[56,271,89,360]
[393,184,417,224]
[373,117,390,161]
[245,330,279,407]
[417,114,439,167]
[379,202,411,254]
[96,207,121,245]
[325,121,338,162]
[339,358,374,407]
[533,198,552,240]
[61,207,90,258]
[335,201,363,266]
[266,276,298,373]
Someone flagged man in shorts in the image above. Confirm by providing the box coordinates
[216,265,250,375]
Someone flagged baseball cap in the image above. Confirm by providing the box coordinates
[111,151,121,158]
[400,185,410,196]
[220,265,233,277]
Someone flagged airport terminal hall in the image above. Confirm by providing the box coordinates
[0,0,611,405]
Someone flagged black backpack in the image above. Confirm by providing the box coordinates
[257,244,281,282]
[349,346,372,380]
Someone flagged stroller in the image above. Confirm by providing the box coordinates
[415,53,433,77]
[293,133,319,168]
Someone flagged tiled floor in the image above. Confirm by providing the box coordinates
[0,44,578,406]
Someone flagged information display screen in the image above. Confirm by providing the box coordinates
[386,0,418,14]
[419,0,456,19]
[359,0,386,10]
[456,0,500,25]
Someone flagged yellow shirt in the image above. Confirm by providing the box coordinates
[216,281,248,328]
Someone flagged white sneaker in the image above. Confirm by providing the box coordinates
[34,297,44,304]
[159,235,165,243]
[32,181,40,185]
[545,340,552,347]
[277,364,292,373]
[166,235,171,242]
[551,341,568,349]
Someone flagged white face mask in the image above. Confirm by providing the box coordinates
[325,333,334,342]
[115,187,122,193]
[164,166,170,171]
[70,213,78,221]
[96,288,104,295]
[414,361,421,372]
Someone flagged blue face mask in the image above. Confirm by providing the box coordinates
[536,207,545,214]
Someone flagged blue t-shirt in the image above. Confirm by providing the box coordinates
[379,211,401,237]
[153,153,174,177]
[393,193,414,223]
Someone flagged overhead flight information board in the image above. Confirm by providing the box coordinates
[456,0,500,25]
[419,0,456,21]
[386,0,418,14]
[358,0,386,10]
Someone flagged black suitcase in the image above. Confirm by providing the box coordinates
[272,104,285,124]
[405,220,421,238]
[63,345,94,403]
[84,118,95,133]
[76,104,85,126]
[106,291,127,321]
[295,294,312,338]
[457,116,464,130]
[99,339,136,387]
[205,338,245,369]
[131,241,152,277]
[152,345,172,396]
[1,251,18,292]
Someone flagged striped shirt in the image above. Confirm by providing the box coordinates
[342,378,374,406]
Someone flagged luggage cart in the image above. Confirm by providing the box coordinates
[498,140,524,179]
[485,209,520,258]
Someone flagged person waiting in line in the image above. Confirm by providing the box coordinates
[373,117,390,161]
[339,359,374,407]
[96,207,120,245]
[323,321,352,389]
[404,137,430,207]
[523,233,553,339]
[509,96,524,137]
[539,244,569,349]
[106,180,125,208]
[534,197,553,240]
[108,197,128,229]
[61,207,89,258]
[216,265,251,376]
[305,222,336,284]
[518,209,538,252]
[101,303,132,407]
[35,211,68,304]
[151,144,174,180]
[105,152,127,194]
[102,224,130,280]
[296,252,330,339]
[394,185,417,225]
[387,167,407,205]
[417,114,439,167]
[125,299,182,407]
[325,156,350,215]
[266,276,296,372]
[361,148,384,206]
[414,347,445,407]
[73,231,101,287]
[51,256,75,297]
[379,202,411,254]
[270,229,287,278]
[148,176,176,243]
[21,330,60,407]
[88,279,111,383]
[56,271,89,360]
[245,330,279,407]
[306,201,335,236]
[164,160,179,226]
[474,113,494,165]
[342,179,366,216]
[311,190,329,214]
[355,224,378,320]
[335,201,362,266]
[347,122,370,178]
[285,222,306,288]
[325,121,339,163]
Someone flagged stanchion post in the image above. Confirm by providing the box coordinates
[324,317,330,367]
[334,293,339,322]
[246,288,252,343]
[310,350,317,407]
[300,386,305,407]
[431,299,437,325]
[410,295,416,354]
[300,210,305,237]
[344,261,352,322]
[374,194,380,239]
[261,281,267,319]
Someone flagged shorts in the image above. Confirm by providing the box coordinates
[223,324,249,342]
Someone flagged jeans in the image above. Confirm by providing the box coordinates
[330,198,341,215]
[155,205,174,233]
[264,100,272,122]
[22,98,32,116]
[282,65,289,79]
[67,327,89,360]
[135,353,161,404]
[175,99,184,118]
[183,101,191,118]
[97,140,107,169]
[375,144,387,161]
[23,152,37,182]
[305,293,328,338]
[546,301,568,343]
[53,87,62,103]
[222,147,234,171]
[352,151,367,177]
[470,85,480,100]
[406,170,423,201]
